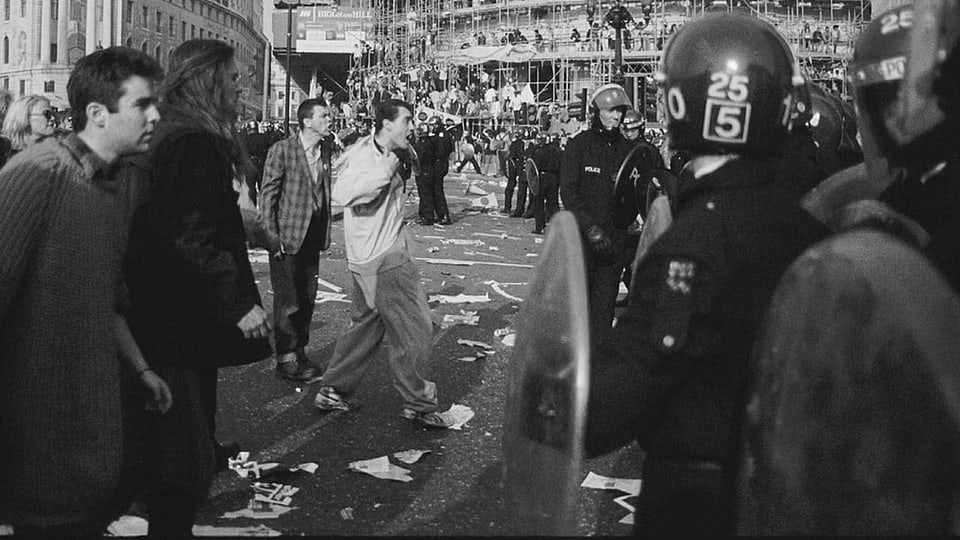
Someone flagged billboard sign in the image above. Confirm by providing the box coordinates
[273,3,371,54]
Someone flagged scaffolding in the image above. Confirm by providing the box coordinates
[350,0,869,126]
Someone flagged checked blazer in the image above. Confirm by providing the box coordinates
[259,134,332,255]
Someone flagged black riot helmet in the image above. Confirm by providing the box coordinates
[849,3,960,168]
[808,92,844,152]
[659,13,802,156]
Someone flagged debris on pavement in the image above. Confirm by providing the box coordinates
[468,193,499,210]
[392,449,432,464]
[614,494,637,526]
[221,499,296,520]
[472,232,520,241]
[107,516,282,536]
[315,291,350,304]
[534,237,544,244]
[348,455,413,483]
[417,257,534,269]
[252,483,299,506]
[464,250,505,260]
[427,246,440,253]
[580,471,642,496]
[501,333,516,347]
[484,281,524,302]
[340,507,355,520]
[493,326,513,337]
[317,278,343,293]
[441,238,485,246]
[445,403,475,430]
[248,250,270,264]
[488,246,499,251]
[465,181,487,196]
[429,292,491,304]
[457,338,494,350]
[440,310,479,329]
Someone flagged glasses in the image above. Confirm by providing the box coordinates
[30,110,55,122]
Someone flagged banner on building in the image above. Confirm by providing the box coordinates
[414,105,463,126]
[272,4,372,54]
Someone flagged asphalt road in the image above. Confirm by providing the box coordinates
[191,170,644,536]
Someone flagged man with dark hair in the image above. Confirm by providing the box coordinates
[313,99,455,429]
[259,97,334,381]
[0,46,168,536]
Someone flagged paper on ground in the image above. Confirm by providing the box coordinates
[446,403,475,430]
[457,338,493,350]
[501,333,516,347]
[221,500,296,519]
[316,291,350,303]
[429,293,491,304]
[107,516,281,537]
[349,455,413,482]
[440,310,479,329]
[251,483,299,506]
[441,238,485,246]
[392,449,431,464]
[485,280,524,302]
[317,278,343,293]
[580,471,642,496]
[619,512,635,525]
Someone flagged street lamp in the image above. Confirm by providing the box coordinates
[275,0,322,135]
[604,0,635,86]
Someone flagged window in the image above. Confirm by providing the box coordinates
[44,80,54,92]
[2,78,8,91]
[126,0,132,23]
[19,79,24,96]
[154,44,160,60]
[125,37,132,48]
[141,6,148,28]
[191,0,195,12]
[169,16,174,36]
[181,21,186,39]
[51,0,57,19]
[141,40,147,53]
[156,10,161,32]
[199,28,203,38]
[19,0,24,18]
[191,24,195,38]
[50,42,56,62]
[3,0,8,22]
[2,37,7,64]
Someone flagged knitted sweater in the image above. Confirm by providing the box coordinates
[0,135,123,527]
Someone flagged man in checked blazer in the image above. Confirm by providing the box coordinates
[259,98,333,381]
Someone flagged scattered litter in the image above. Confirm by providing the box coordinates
[464,250,505,260]
[417,257,534,269]
[252,482,299,506]
[457,356,479,362]
[484,431,492,437]
[374,503,381,508]
[192,524,281,536]
[445,403,476,430]
[392,449,431,464]
[465,181,488,196]
[429,293,491,304]
[248,250,270,264]
[485,280,524,302]
[493,326,513,337]
[501,333,516,347]
[317,278,343,293]
[420,235,445,240]
[472,232,520,240]
[0,525,10,535]
[534,238,544,244]
[526,253,538,257]
[340,507,354,520]
[427,246,440,253]
[440,310,480,329]
[221,500,295,520]
[316,291,350,304]
[619,513,635,525]
[457,338,494,350]
[488,246,499,251]
[348,455,413,482]
[614,493,637,513]
[580,472,642,496]
[468,193,499,210]
[441,238,485,246]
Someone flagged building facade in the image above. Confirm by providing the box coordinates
[0,0,268,119]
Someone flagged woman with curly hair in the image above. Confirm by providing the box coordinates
[123,39,271,536]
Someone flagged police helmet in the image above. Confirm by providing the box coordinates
[622,109,645,131]
[848,3,959,165]
[660,13,801,155]
[590,83,631,112]
[808,93,844,152]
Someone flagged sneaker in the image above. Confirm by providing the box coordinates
[314,386,351,411]
[401,408,455,429]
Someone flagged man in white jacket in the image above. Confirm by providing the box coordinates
[313,98,454,428]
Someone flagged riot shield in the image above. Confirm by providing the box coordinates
[746,230,960,535]
[612,144,655,229]
[505,158,516,181]
[644,167,678,220]
[503,211,590,535]
[525,158,541,196]
[407,144,421,178]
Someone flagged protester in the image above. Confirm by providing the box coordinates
[1,95,57,162]
[582,14,829,535]
[313,98,455,429]
[0,46,168,537]
[123,39,272,536]
[559,83,634,339]
[259,98,334,382]
[455,133,481,174]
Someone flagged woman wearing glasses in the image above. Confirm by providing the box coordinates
[1,95,57,164]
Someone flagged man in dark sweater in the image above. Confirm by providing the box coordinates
[0,47,169,536]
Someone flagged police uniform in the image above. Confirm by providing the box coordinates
[414,131,437,224]
[504,135,526,215]
[530,138,562,233]
[620,136,666,293]
[430,126,454,224]
[559,125,633,338]
[585,157,829,535]
[516,138,537,218]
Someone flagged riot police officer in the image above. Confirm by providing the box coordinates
[503,128,526,215]
[529,132,562,234]
[559,83,635,339]
[414,122,437,225]
[583,14,829,535]
[517,127,538,218]
[421,116,453,225]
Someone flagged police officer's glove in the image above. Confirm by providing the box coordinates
[586,225,613,257]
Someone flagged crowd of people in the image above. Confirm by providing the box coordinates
[2,2,960,536]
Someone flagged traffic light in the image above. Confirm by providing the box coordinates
[567,88,588,122]
[641,0,653,25]
[526,104,538,124]
[641,76,658,123]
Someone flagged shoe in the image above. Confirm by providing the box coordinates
[531,229,544,235]
[437,216,452,225]
[509,212,523,218]
[417,218,435,226]
[275,360,318,382]
[315,386,351,411]
[522,212,535,219]
[501,207,512,214]
[401,408,455,428]
[214,441,241,472]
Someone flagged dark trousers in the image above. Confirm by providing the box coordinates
[504,160,521,213]
[416,166,436,221]
[532,172,560,231]
[456,156,481,174]
[431,168,450,220]
[269,213,324,356]
[586,230,628,340]
[635,458,730,536]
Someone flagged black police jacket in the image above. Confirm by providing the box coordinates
[508,138,525,162]
[559,126,634,234]
[584,156,830,463]
[533,142,562,174]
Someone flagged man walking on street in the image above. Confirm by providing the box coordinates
[259,98,334,381]
[314,99,455,429]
